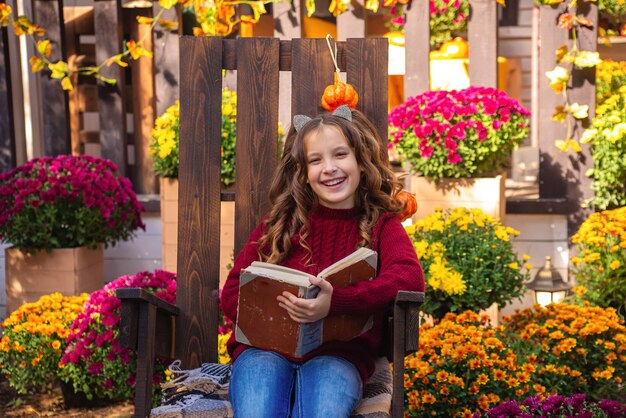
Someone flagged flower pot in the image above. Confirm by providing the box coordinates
[160,178,234,287]
[409,175,506,221]
[5,246,104,313]
[59,379,114,408]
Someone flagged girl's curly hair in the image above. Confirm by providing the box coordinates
[257,109,405,264]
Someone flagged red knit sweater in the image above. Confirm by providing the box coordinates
[220,204,425,384]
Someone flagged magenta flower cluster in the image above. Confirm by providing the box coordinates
[0,155,145,250]
[385,0,468,48]
[477,394,625,418]
[59,270,176,402]
[388,86,530,181]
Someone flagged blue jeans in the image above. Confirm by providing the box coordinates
[230,348,362,418]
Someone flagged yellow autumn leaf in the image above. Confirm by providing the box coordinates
[158,19,178,31]
[36,40,51,57]
[48,60,68,79]
[305,0,315,16]
[568,139,582,152]
[555,139,568,152]
[546,66,569,94]
[329,0,349,16]
[106,54,128,68]
[364,0,380,12]
[568,102,589,119]
[556,138,582,153]
[580,128,596,144]
[61,76,73,91]
[158,0,178,9]
[126,39,153,60]
[248,2,266,21]
[29,55,46,72]
[0,4,12,27]
[574,51,601,68]
[552,106,567,122]
[136,16,154,25]
[555,45,568,63]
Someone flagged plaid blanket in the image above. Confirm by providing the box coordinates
[150,357,392,418]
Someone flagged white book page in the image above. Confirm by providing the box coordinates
[318,247,375,278]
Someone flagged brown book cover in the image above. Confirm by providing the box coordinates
[235,247,377,357]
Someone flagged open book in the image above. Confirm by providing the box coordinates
[235,247,377,357]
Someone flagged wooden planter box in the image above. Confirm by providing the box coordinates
[160,178,234,287]
[5,246,104,313]
[409,175,506,221]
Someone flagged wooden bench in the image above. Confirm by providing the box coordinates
[117,37,424,418]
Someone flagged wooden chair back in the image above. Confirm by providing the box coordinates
[177,36,389,367]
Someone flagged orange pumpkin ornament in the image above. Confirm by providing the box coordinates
[321,35,359,112]
[396,190,418,222]
[321,73,359,111]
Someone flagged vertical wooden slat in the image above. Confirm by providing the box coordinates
[234,38,280,256]
[346,38,388,147]
[568,0,596,228]
[134,302,156,418]
[404,0,430,97]
[499,0,519,26]
[336,1,365,41]
[34,0,71,156]
[130,7,156,194]
[95,0,127,174]
[537,3,568,198]
[468,0,497,87]
[178,36,223,367]
[273,0,301,135]
[291,38,335,118]
[4,0,25,166]
[0,14,16,171]
[152,2,179,117]
[64,6,81,156]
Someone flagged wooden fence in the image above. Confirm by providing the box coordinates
[0,0,597,233]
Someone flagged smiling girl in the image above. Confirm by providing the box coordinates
[220,105,424,418]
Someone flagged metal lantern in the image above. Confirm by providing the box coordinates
[525,256,572,307]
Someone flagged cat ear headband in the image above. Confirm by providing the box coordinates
[293,104,352,132]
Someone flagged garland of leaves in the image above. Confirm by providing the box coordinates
[536,0,601,153]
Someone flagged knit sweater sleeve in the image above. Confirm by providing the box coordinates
[220,221,265,323]
[328,215,425,316]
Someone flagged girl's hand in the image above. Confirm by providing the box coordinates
[277,276,333,323]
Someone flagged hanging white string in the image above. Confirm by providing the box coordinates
[325,34,345,84]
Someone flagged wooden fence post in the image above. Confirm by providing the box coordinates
[0,12,16,171]
[468,0,498,88]
[152,2,178,117]
[337,1,365,41]
[129,6,156,194]
[273,0,301,136]
[404,0,430,98]
[33,0,71,156]
[95,0,127,175]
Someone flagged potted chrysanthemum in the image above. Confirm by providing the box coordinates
[404,207,530,319]
[0,293,88,395]
[570,206,626,317]
[59,270,177,406]
[389,86,530,220]
[0,155,145,312]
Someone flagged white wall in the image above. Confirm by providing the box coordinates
[0,212,163,322]
[500,214,569,319]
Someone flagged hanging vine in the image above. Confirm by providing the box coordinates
[0,0,279,91]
